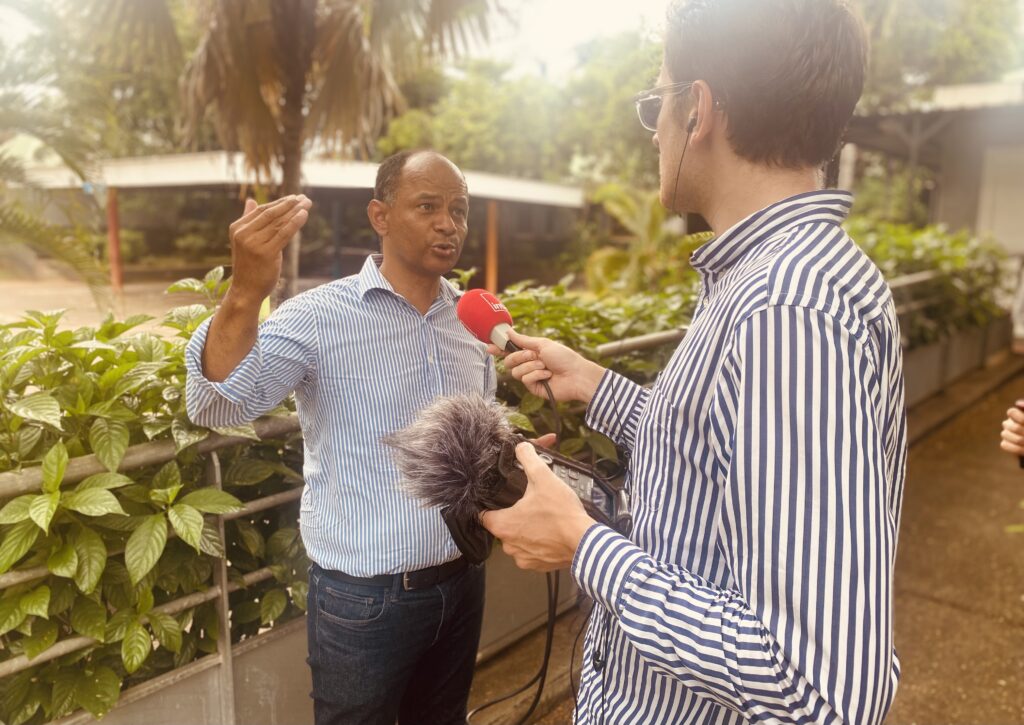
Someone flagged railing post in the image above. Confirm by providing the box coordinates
[208,451,237,725]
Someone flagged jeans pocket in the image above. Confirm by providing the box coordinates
[317,581,389,629]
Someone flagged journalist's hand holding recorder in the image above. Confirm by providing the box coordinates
[480,329,608,571]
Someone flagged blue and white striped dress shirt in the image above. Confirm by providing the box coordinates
[572,191,907,724]
[185,255,496,576]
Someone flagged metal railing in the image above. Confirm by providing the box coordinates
[593,268,983,359]
[0,414,303,725]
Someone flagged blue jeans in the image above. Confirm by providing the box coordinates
[306,562,485,725]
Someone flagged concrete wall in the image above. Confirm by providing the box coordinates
[932,106,1024,246]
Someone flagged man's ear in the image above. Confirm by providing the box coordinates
[689,80,718,141]
[367,199,389,237]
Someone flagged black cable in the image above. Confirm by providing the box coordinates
[465,341,568,724]
[466,572,559,724]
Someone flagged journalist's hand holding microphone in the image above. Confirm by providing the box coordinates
[492,329,607,405]
[481,329,608,570]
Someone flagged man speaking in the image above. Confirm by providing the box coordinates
[483,1,907,722]
[186,151,493,724]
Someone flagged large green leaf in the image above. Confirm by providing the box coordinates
[75,472,134,491]
[0,495,34,524]
[168,503,204,552]
[121,618,151,674]
[62,489,128,517]
[23,618,59,659]
[147,610,182,653]
[198,519,225,558]
[20,585,50,618]
[260,589,287,625]
[74,666,121,718]
[28,492,60,532]
[0,519,40,574]
[171,417,209,452]
[0,596,26,635]
[152,460,181,489]
[112,362,166,397]
[89,418,130,472]
[17,425,42,459]
[48,539,79,577]
[235,520,265,558]
[179,488,243,514]
[226,458,277,486]
[73,526,107,594]
[41,440,69,493]
[70,596,107,641]
[50,671,81,720]
[125,514,167,584]
[7,392,63,430]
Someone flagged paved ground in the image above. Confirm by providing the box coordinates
[0,279,200,329]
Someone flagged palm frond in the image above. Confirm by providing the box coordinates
[181,1,284,178]
[75,0,183,71]
[307,1,402,150]
[0,202,106,292]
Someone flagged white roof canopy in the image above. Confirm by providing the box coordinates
[24,151,585,209]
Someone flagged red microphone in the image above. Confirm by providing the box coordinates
[456,289,522,353]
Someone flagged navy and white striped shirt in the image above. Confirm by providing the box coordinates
[185,255,495,576]
[572,191,907,723]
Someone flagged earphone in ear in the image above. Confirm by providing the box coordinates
[687,115,697,133]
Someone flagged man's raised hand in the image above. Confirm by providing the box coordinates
[228,195,312,304]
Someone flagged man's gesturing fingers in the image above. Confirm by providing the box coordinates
[230,195,311,248]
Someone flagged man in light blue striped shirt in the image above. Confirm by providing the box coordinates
[186,151,495,724]
[484,1,906,723]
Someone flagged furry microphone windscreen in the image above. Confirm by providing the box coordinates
[383,394,520,521]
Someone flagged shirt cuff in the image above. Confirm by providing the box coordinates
[184,317,263,405]
[584,370,650,447]
[571,524,650,614]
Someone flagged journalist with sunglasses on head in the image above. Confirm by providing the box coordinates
[185,151,494,725]
[481,1,907,723]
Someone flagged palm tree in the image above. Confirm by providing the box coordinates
[86,0,495,298]
[0,26,106,293]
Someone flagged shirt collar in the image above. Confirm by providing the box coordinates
[355,254,460,306]
[689,190,854,274]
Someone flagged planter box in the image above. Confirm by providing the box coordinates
[944,326,986,384]
[56,550,575,725]
[984,314,1012,361]
[903,339,948,408]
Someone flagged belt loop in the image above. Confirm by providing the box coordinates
[402,572,412,591]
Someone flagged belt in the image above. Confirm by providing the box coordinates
[320,556,469,591]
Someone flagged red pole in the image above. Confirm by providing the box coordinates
[485,200,499,292]
[106,187,123,296]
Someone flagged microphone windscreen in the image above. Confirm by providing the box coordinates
[456,289,513,344]
[383,394,518,521]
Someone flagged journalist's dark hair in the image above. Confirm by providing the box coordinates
[664,0,868,168]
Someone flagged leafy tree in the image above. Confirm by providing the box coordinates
[378,59,567,178]
[859,0,1022,111]
[558,30,661,189]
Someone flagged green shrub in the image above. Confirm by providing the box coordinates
[0,269,307,723]
[846,218,1010,348]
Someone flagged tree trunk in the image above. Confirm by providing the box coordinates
[275,0,317,301]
